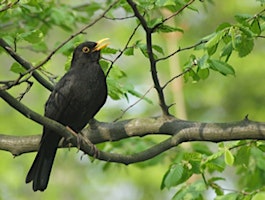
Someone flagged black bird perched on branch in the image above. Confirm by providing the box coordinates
[25,39,109,191]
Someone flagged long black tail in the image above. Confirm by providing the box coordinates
[26,132,61,191]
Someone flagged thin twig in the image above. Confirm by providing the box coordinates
[157,40,207,62]
[0,38,54,91]
[0,0,20,12]
[28,0,120,73]
[113,85,153,122]
[162,67,192,90]
[0,0,119,92]
[104,15,135,20]
[16,80,33,101]
[151,0,196,32]
[106,22,141,76]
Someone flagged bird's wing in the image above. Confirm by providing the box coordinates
[44,74,74,122]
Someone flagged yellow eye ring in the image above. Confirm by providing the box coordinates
[82,46,90,53]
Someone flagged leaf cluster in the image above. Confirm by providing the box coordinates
[160,141,265,199]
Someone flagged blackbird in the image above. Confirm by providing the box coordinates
[25,39,109,191]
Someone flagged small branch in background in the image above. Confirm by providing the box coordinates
[0,0,119,93]
[162,67,192,90]
[113,85,153,122]
[0,0,20,13]
[156,40,207,62]
[16,80,33,101]
[151,0,196,32]
[30,0,120,72]
[103,15,135,20]
[0,38,54,91]
[106,22,141,76]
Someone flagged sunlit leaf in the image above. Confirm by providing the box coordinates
[10,63,26,74]
[252,192,265,200]
[124,47,134,56]
[172,180,206,200]
[224,149,234,166]
[205,30,226,49]
[156,24,183,33]
[209,59,235,76]
[18,30,44,44]
[251,18,261,35]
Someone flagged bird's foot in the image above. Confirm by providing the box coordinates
[80,131,99,158]
[66,126,99,157]
[66,126,81,151]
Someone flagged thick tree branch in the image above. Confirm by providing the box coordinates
[0,89,100,157]
[1,88,265,165]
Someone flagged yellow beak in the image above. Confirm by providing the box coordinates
[93,38,110,51]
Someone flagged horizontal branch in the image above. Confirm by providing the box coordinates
[1,104,265,164]
[1,80,265,165]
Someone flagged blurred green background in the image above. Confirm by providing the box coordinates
[0,0,265,199]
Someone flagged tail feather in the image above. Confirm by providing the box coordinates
[26,132,61,191]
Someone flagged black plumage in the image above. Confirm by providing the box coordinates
[26,40,108,191]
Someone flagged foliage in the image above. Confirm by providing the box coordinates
[1,0,265,199]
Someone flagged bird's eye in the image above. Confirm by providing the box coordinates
[82,46,90,53]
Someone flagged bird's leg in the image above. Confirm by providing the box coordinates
[80,130,99,158]
[66,126,81,151]
[66,126,99,158]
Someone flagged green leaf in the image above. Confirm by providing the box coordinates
[238,37,254,57]
[207,43,218,56]
[216,22,231,32]
[156,24,184,33]
[137,43,148,58]
[162,163,192,189]
[107,78,124,100]
[147,17,163,28]
[192,143,213,156]
[221,42,233,62]
[102,47,118,54]
[215,193,239,200]
[224,149,234,166]
[251,18,261,35]
[197,68,209,80]
[187,69,200,82]
[197,54,209,69]
[155,0,178,7]
[124,47,134,56]
[32,41,48,52]
[252,192,265,200]
[257,143,265,152]
[10,63,26,74]
[201,150,225,172]
[17,30,44,44]
[99,60,110,72]
[152,44,164,55]
[234,145,250,165]
[234,14,252,25]
[172,180,206,200]
[209,179,224,196]
[209,59,235,76]
[205,30,226,49]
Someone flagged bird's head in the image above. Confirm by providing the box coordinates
[71,38,109,66]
